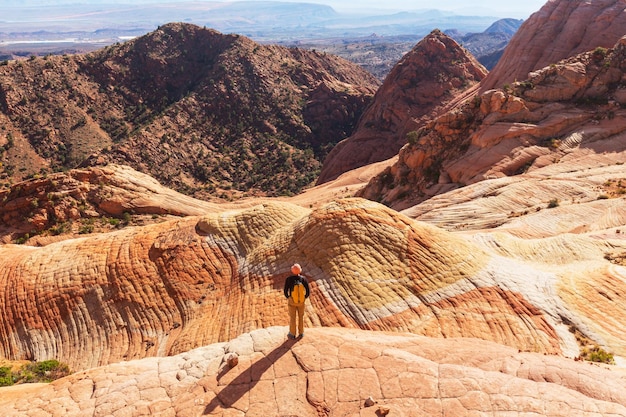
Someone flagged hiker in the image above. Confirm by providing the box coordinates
[283,263,310,339]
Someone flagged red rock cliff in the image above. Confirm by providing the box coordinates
[317,30,487,184]
[481,0,626,91]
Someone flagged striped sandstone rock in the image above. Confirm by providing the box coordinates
[2,197,625,373]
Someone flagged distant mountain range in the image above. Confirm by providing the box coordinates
[1,1,506,42]
[1,1,522,81]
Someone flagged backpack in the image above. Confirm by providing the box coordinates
[291,277,306,304]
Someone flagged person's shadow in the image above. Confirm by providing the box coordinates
[204,338,297,414]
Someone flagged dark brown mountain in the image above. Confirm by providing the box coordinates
[316,29,487,184]
[0,23,379,198]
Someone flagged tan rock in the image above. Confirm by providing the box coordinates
[360,36,626,211]
[1,196,626,374]
[1,327,626,417]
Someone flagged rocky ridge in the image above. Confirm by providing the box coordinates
[0,22,379,197]
[2,327,626,417]
[359,35,626,210]
[481,0,626,92]
[3,1,626,414]
[0,164,222,244]
[317,29,487,183]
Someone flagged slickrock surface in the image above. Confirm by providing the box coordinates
[401,158,626,237]
[0,162,380,244]
[2,197,626,373]
[360,35,626,210]
[317,29,487,183]
[0,164,222,243]
[481,0,626,91]
[1,327,626,417]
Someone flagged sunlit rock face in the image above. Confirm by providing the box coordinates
[2,327,626,417]
[360,36,626,211]
[481,0,626,92]
[317,30,487,184]
[2,197,626,373]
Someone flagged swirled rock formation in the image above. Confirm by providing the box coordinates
[481,0,626,92]
[2,197,626,374]
[317,29,487,184]
[1,327,626,417]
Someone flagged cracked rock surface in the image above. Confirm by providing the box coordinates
[1,327,626,417]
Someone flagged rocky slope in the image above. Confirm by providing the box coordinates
[359,35,626,210]
[1,197,625,374]
[2,327,626,417]
[316,30,487,184]
[0,165,222,244]
[0,22,379,197]
[481,0,626,91]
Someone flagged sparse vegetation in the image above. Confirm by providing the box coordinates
[0,23,378,198]
[406,130,420,145]
[15,233,30,244]
[547,198,559,208]
[0,360,71,387]
[580,345,615,364]
[570,325,616,364]
[599,178,626,198]
[592,46,608,62]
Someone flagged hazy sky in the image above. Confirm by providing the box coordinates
[9,0,549,19]
[6,0,549,19]
[235,0,549,18]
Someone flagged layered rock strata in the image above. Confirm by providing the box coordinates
[481,0,626,91]
[1,198,625,373]
[360,36,626,210]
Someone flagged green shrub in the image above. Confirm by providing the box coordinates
[0,366,13,386]
[17,360,70,383]
[406,130,420,145]
[547,198,559,208]
[15,233,29,244]
[0,360,70,386]
[592,47,608,61]
[581,345,615,364]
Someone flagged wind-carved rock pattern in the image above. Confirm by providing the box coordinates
[2,198,626,373]
[1,327,626,417]
[317,29,487,183]
[0,164,220,243]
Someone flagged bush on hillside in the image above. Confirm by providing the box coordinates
[0,360,71,387]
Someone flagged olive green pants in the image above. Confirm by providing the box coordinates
[288,301,305,336]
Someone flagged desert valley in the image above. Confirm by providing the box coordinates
[2,0,626,416]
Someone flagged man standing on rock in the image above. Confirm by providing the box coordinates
[283,263,310,339]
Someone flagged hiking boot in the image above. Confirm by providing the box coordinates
[297,333,304,339]
[287,333,296,340]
